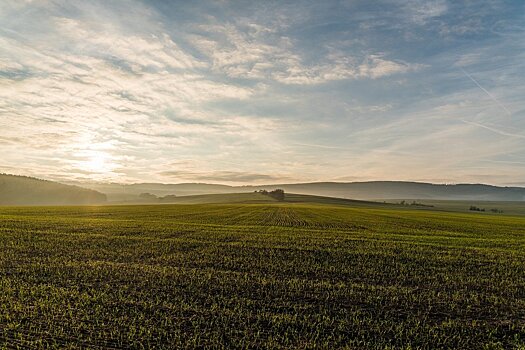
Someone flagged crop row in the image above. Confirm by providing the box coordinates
[1,203,525,348]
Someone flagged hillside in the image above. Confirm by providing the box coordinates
[163,192,393,207]
[121,192,278,205]
[117,192,398,207]
[253,182,525,201]
[0,174,107,205]
[79,181,525,202]
[75,182,235,202]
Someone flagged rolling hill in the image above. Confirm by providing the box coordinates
[4,174,525,204]
[0,174,107,205]
[78,181,525,202]
[72,182,235,202]
[253,182,525,201]
[116,191,396,207]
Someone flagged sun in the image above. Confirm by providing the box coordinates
[86,154,108,173]
[80,150,114,174]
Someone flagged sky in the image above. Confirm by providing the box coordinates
[1,0,524,185]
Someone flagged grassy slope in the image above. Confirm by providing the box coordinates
[133,192,525,217]
[394,199,525,216]
[129,192,398,207]
[159,192,278,204]
[0,174,107,205]
[1,203,525,349]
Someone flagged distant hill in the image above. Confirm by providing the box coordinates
[79,180,525,202]
[0,174,107,205]
[137,192,278,205]
[75,182,237,202]
[251,182,525,201]
[114,192,398,207]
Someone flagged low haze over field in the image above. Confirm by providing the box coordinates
[1,0,524,185]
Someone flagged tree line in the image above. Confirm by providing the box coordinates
[255,189,285,201]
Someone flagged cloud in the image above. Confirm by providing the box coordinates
[160,170,288,183]
[271,54,421,85]
[461,120,525,139]
[292,142,343,150]
[460,68,512,116]
[190,21,423,85]
[1,0,524,185]
[54,17,204,71]
[406,0,448,25]
[0,4,264,182]
[357,55,424,79]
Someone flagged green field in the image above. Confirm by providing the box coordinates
[120,192,398,207]
[396,199,525,216]
[1,200,525,349]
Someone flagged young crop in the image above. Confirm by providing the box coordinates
[0,203,524,349]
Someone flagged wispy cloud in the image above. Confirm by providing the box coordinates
[461,119,525,139]
[405,0,448,25]
[0,0,524,185]
[460,68,512,116]
[161,170,289,183]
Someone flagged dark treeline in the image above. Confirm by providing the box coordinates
[256,189,285,201]
[0,174,106,205]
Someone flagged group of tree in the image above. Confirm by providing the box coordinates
[255,189,285,201]
[0,174,106,205]
[469,205,485,212]
[469,205,503,213]
[399,200,434,207]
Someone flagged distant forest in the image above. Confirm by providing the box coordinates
[0,174,106,205]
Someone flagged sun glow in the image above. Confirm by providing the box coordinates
[85,152,110,173]
[76,149,117,176]
[68,135,121,179]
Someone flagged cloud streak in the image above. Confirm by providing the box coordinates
[461,119,525,139]
[460,68,512,116]
[0,0,524,185]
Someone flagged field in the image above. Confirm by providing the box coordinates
[1,198,525,349]
[397,199,525,216]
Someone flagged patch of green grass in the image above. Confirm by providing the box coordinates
[1,203,525,349]
[393,199,525,216]
[144,191,278,204]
